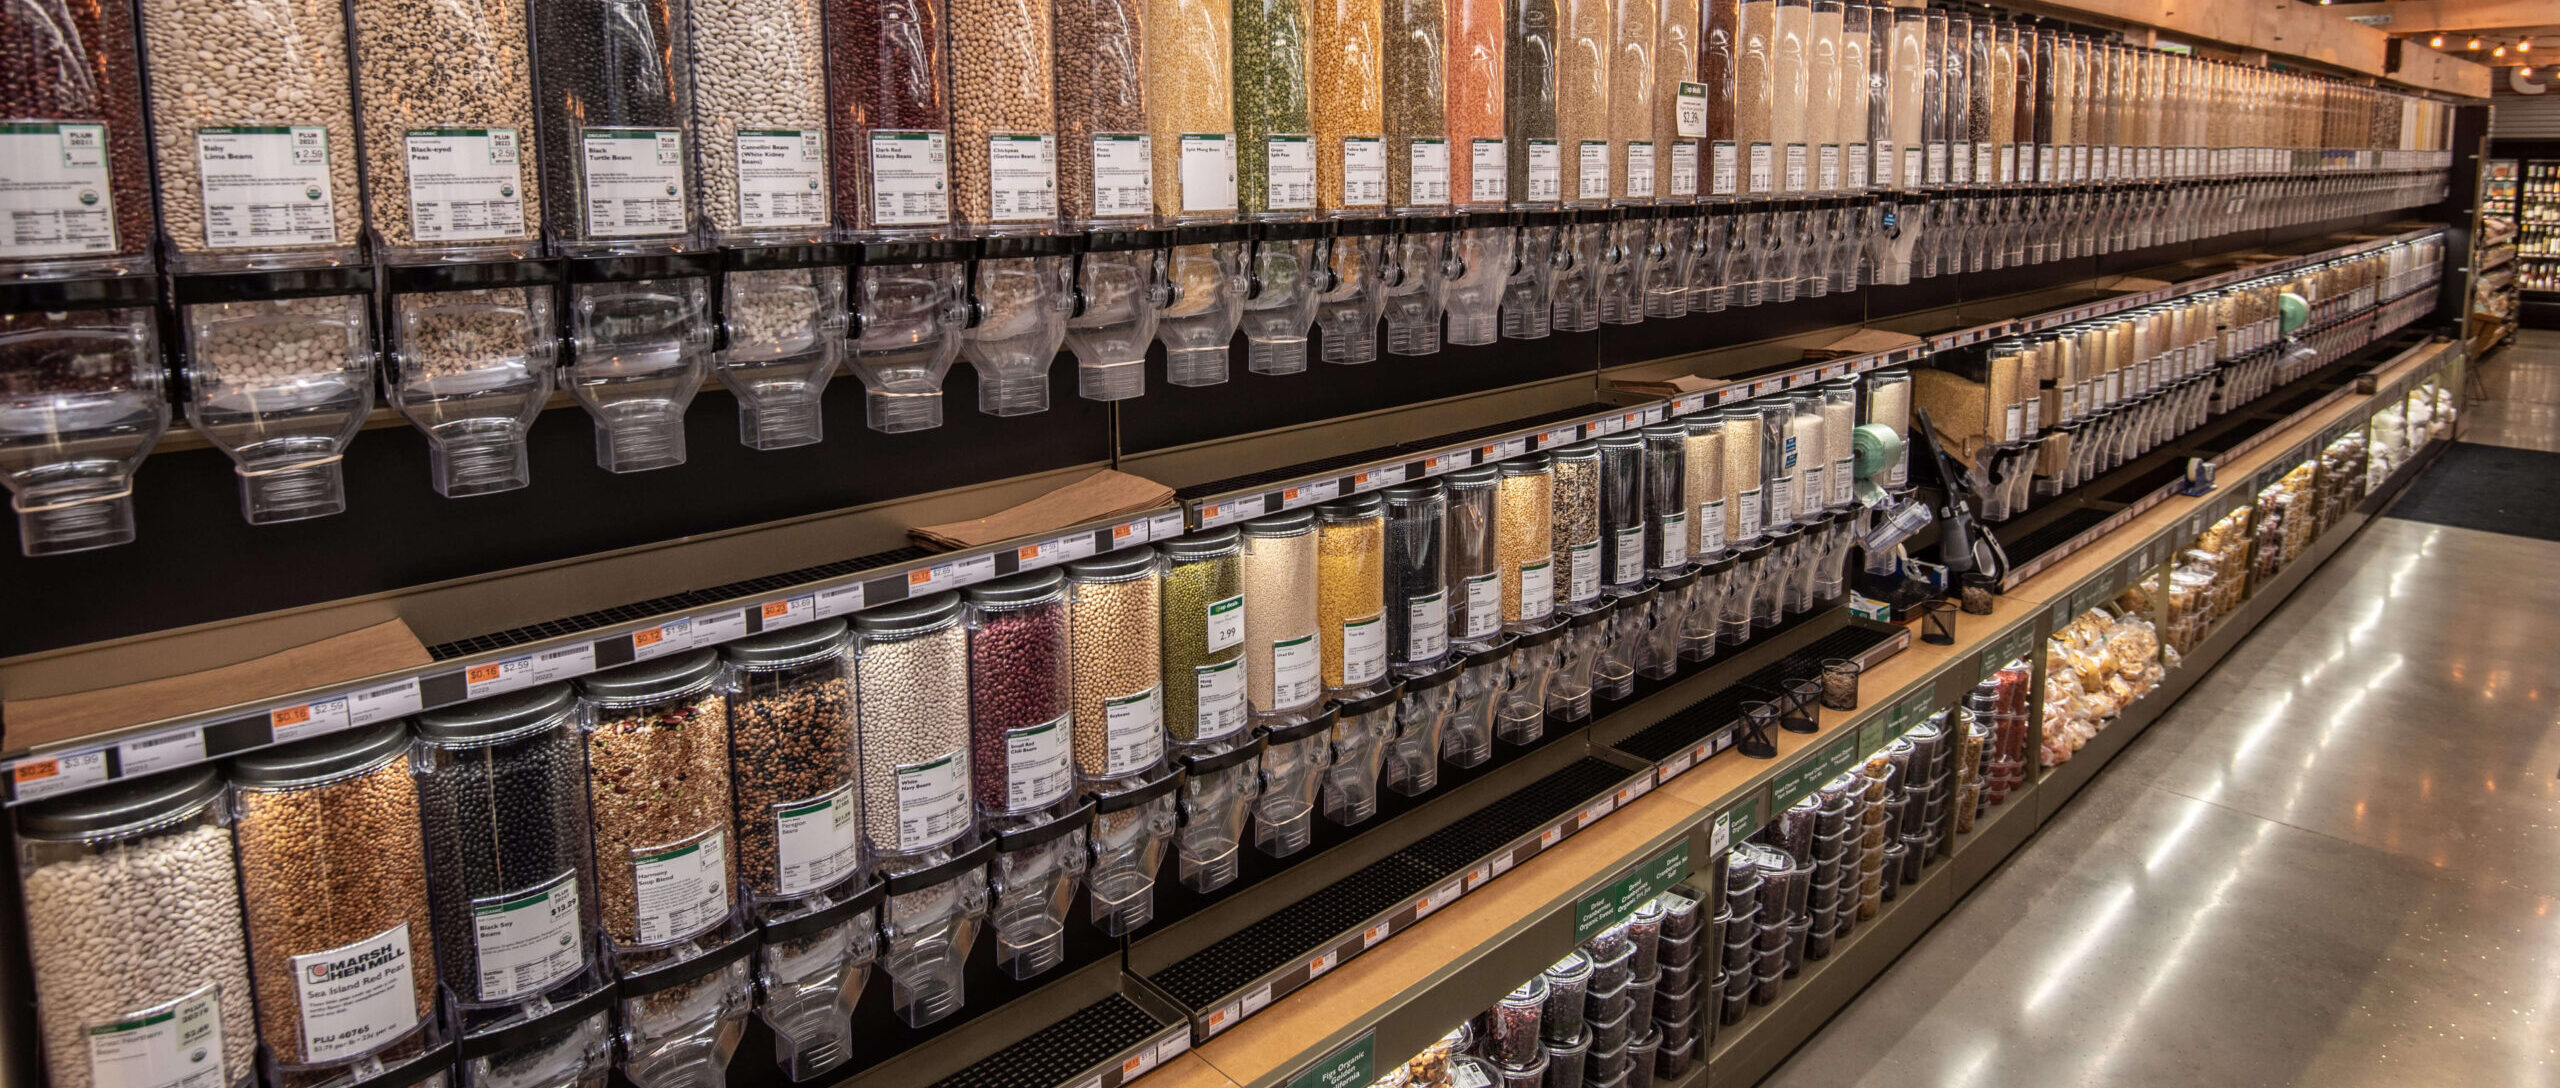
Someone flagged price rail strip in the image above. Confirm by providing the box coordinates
[0,228,2449,806]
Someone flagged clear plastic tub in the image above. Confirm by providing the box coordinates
[1596,586,1649,701]
[18,768,260,1088]
[1544,1027,1591,1088]
[142,0,363,270]
[966,570,1079,828]
[1502,217,1558,340]
[561,277,715,471]
[853,593,978,872]
[1324,685,1401,825]
[720,621,862,924]
[1445,639,1513,768]
[181,292,375,523]
[385,281,555,496]
[0,304,167,555]
[1445,225,1515,345]
[989,806,1088,979]
[1067,547,1170,794]
[880,842,992,1026]
[962,244,1073,415]
[1254,710,1335,856]
[574,651,742,977]
[1176,741,1263,892]
[1597,433,1647,596]
[230,723,442,1087]
[1444,465,1506,650]
[1551,441,1605,612]
[1160,239,1246,385]
[1240,229,1326,374]
[613,950,751,1088]
[1162,528,1253,756]
[1316,228,1389,363]
[1387,659,1462,795]
[711,266,844,449]
[348,0,540,263]
[1382,228,1450,355]
[1087,773,1180,934]
[1543,951,1593,1043]
[457,1004,612,1088]
[1487,976,1548,1067]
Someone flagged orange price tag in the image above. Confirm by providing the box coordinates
[15,759,56,783]
[1019,544,1043,562]
[1112,523,1136,541]
[466,663,503,685]
[1283,486,1302,501]
[633,627,665,648]
[762,601,792,619]
[272,705,312,729]
[1123,1056,1146,1075]
[908,569,934,587]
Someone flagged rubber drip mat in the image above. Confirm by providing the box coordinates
[2000,507,2119,569]
[927,996,1167,1088]
[2102,461,2188,505]
[1611,627,1896,762]
[1144,758,1633,1011]
[1174,405,1613,500]
[427,545,934,659]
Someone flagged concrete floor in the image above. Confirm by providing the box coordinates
[1759,331,2560,1087]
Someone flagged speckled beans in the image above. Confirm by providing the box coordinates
[1161,531,1251,748]
[19,772,259,1088]
[966,572,1074,817]
[689,0,831,242]
[1235,0,1312,216]
[1067,551,1168,788]
[577,661,737,952]
[1496,455,1556,626]
[139,0,362,264]
[854,595,976,864]
[1054,0,1150,225]
[1242,513,1323,716]
[823,0,952,234]
[1311,0,1385,211]
[1505,0,1558,204]
[1444,0,1502,206]
[232,732,438,1069]
[1550,442,1603,608]
[1315,497,1390,695]
[1384,0,1447,209]
[348,0,539,260]
[722,628,860,910]
[532,0,699,248]
[0,0,151,271]
[1145,0,1235,220]
[949,0,1058,229]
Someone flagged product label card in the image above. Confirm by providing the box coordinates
[1669,141,1698,197]
[1972,144,1993,185]
[1831,457,1853,505]
[1104,687,1165,774]
[1874,139,1893,185]
[1624,142,1655,199]
[1463,572,1502,639]
[1611,525,1645,585]
[1092,134,1153,217]
[629,830,728,947]
[1206,594,1246,652]
[1749,142,1774,193]
[1518,560,1555,620]
[1000,715,1074,810]
[1268,134,1316,209]
[868,131,949,226]
[196,125,338,247]
[400,127,524,242]
[85,986,226,1088]
[1567,540,1601,603]
[1659,512,1686,568]
[1342,137,1387,206]
[1997,144,2015,185]
[1801,465,1824,514]
[1712,141,1738,195]
[893,748,971,851]
[1270,634,1322,707]
[1949,141,1971,184]
[1676,83,1709,138]
[1407,590,1449,660]
[1181,133,1239,213]
[1407,138,1449,205]
[735,128,827,228]
[470,871,583,1002]
[1846,142,1868,189]
[987,133,1057,221]
[1469,139,1507,202]
[1738,488,1763,533]
[1817,145,1839,190]
[289,923,419,1063]
[1698,500,1725,549]
[1341,614,1388,685]
[772,783,860,895]
[1784,143,1808,191]
[1577,140,1610,200]
[1924,142,1947,185]
[1194,658,1249,740]
[0,121,116,257]
[1527,140,1563,202]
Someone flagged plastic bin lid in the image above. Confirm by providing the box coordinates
[965,566,1065,606]
[1553,439,1600,460]
[1447,464,1500,486]
[1066,545,1158,582]
[1640,422,1687,439]
[1241,508,1317,535]
[1685,411,1726,432]
[1546,949,1593,983]
[1162,525,1242,560]
[412,682,579,744]
[1381,481,1444,504]
[1315,492,1385,519]
[229,719,410,787]
[18,766,224,841]
[855,590,963,634]
[1504,974,1550,1005]
[575,647,720,704]
[723,618,849,669]
[1498,453,1553,475]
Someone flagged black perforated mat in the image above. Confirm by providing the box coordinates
[926,995,1168,1088]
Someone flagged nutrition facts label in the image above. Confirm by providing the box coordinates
[772,784,860,895]
[403,127,526,242]
[1343,138,1387,206]
[470,870,583,1001]
[1091,134,1152,217]
[734,129,827,228]
[987,134,1057,221]
[1268,136,1315,210]
[629,831,728,946]
[868,131,950,226]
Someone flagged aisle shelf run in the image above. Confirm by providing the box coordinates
[0,226,2451,808]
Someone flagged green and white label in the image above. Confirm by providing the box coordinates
[1406,138,1449,206]
[402,127,525,242]
[1738,487,1763,534]
[1092,133,1152,217]
[1181,133,1238,213]
[1267,134,1315,210]
[1697,499,1724,550]
[1407,589,1449,660]
[1577,140,1610,200]
[1470,139,1507,203]
[469,869,583,1001]
[1463,572,1502,639]
[987,133,1056,221]
[0,121,115,257]
[1340,613,1388,686]
[1785,143,1808,191]
[1670,140,1698,198]
[1818,144,1840,190]
[1342,136,1387,206]
[289,922,419,1063]
[868,131,949,226]
[1527,139,1562,202]
[1658,512,1687,569]
[1748,142,1774,193]
[1847,142,1868,188]
[195,125,337,248]
[1206,594,1246,653]
[1574,840,1691,942]
[578,127,684,237]
[1518,559,1554,620]
[629,829,728,946]
[1194,657,1249,740]
[1270,633,1322,708]
[1624,141,1655,199]
[1612,525,1646,586]
[773,782,860,895]
[894,747,971,850]
[735,128,827,228]
[1711,141,1738,195]
[1568,540,1602,603]
[1004,715,1074,810]
[1104,686,1165,774]
[1676,83,1709,139]
[84,985,226,1088]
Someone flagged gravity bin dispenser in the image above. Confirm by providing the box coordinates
[713,245,848,450]
[0,273,167,556]
[847,240,969,432]
[174,267,378,524]
[382,260,559,497]
[1065,229,1166,402]
[559,254,717,472]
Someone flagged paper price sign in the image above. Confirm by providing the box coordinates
[760,596,816,628]
[12,750,108,801]
[269,696,352,744]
